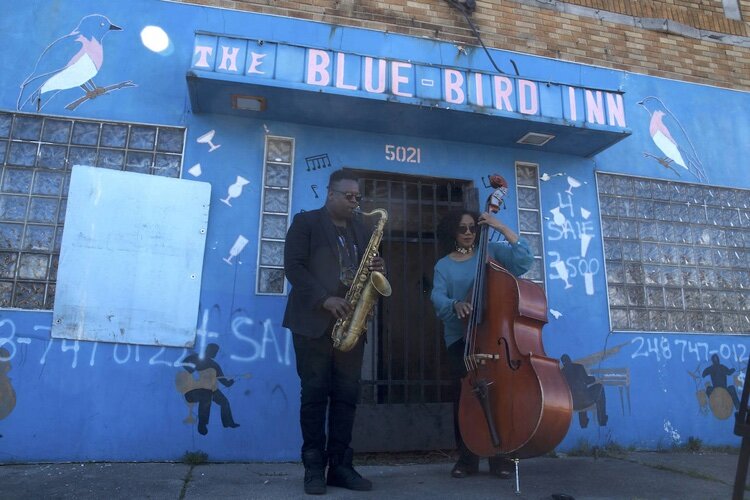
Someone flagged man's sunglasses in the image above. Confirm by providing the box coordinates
[331,190,363,202]
[458,224,477,234]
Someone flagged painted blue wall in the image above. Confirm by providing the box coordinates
[0,0,748,461]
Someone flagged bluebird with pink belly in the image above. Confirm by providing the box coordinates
[17,14,122,111]
[638,96,707,182]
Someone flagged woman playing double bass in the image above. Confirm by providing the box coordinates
[431,208,534,479]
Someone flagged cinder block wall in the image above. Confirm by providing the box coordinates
[173,0,750,90]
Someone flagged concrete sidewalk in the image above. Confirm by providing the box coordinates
[0,451,742,499]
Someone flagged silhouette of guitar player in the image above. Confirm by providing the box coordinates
[0,348,16,422]
[176,343,239,435]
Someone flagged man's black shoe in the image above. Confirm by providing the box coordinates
[327,448,372,491]
[304,468,326,495]
[302,449,327,495]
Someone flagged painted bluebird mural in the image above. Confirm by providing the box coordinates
[639,96,707,182]
[17,14,134,112]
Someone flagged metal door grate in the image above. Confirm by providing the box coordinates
[349,170,471,451]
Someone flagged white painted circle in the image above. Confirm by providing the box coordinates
[141,26,170,53]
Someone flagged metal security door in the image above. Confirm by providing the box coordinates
[349,170,473,452]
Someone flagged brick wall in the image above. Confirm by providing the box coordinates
[561,0,747,35]
[173,0,750,91]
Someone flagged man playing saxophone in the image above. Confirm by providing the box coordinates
[283,169,386,495]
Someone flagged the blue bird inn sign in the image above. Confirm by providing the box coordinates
[190,33,629,139]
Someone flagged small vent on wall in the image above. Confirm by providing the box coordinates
[517,132,555,146]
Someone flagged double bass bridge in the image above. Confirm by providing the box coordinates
[468,353,501,365]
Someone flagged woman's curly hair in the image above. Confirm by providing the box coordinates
[436,209,479,257]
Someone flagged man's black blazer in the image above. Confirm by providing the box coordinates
[282,208,371,338]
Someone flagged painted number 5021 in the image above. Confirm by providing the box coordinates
[385,145,421,163]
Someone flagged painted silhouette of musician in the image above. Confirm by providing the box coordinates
[702,354,740,410]
[177,343,239,435]
[0,348,16,422]
[561,354,608,428]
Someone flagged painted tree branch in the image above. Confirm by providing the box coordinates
[65,81,137,110]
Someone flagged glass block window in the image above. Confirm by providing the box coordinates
[515,163,545,288]
[256,136,294,294]
[597,172,750,334]
[0,111,184,310]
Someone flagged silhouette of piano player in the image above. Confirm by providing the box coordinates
[561,354,608,428]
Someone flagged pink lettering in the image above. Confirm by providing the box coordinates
[493,76,513,111]
[518,80,539,115]
[247,52,267,74]
[474,73,485,107]
[218,46,240,72]
[391,61,413,97]
[306,49,331,86]
[193,46,213,68]
[568,87,577,121]
[585,90,605,124]
[364,57,386,93]
[444,69,465,104]
[606,93,626,127]
[335,53,357,91]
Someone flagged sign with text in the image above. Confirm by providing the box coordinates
[191,34,627,131]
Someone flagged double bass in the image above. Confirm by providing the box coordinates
[458,174,572,489]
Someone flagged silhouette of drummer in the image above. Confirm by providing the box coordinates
[702,354,740,410]
[182,343,239,435]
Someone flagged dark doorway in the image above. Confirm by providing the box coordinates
[348,169,474,452]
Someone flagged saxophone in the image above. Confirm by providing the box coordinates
[331,208,392,352]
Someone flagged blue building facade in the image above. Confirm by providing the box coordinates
[0,0,748,461]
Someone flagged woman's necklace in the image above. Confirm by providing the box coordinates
[455,244,474,255]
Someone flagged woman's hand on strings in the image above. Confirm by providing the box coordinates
[454,300,473,319]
